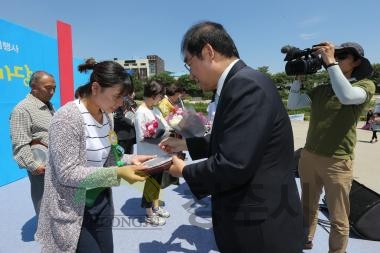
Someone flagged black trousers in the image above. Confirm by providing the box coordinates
[77,189,114,253]
[76,209,114,253]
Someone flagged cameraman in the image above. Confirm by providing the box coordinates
[287,42,375,253]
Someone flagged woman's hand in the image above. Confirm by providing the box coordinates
[117,165,148,184]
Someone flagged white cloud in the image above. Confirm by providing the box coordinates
[299,33,318,40]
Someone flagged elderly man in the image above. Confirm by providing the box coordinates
[10,71,56,217]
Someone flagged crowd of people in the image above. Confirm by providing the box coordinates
[9,20,376,253]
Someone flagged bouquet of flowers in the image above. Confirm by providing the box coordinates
[143,119,158,138]
[166,106,207,138]
[143,118,165,139]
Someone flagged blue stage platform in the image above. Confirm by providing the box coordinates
[0,174,379,253]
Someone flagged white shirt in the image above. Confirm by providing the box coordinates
[76,99,111,167]
[134,105,170,157]
[215,59,240,108]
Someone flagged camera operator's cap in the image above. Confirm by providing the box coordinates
[335,42,373,80]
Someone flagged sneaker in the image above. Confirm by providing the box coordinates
[153,206,170,218]
[145,214,166,226]
[370,140,374,143]
[304,241,313,250]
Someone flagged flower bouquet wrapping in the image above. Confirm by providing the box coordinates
[166,106,207,138]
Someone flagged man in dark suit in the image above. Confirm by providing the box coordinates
[159,21,303,253]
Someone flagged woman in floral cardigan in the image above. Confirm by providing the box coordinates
[36,59,152,253]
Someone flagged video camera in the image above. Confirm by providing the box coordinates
[281,45,322,76]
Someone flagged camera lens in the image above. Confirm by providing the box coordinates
[284,46,323,76]
[285,60,307,75]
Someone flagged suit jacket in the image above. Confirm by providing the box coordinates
[183,60,303,253]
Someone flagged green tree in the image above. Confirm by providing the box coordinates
[134,62,378,101]
[148,71,176,86]
[271,72,293,87]
[257,66,270,75]
[176,74,206,98]
[132,76,144,100]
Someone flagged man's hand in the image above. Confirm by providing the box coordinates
[168,155,186,177]
[130,155,156,165]
[117,165,148,184]
[159,137,188,153]
[31,165,46,175]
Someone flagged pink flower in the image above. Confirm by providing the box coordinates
[143,119,159,138]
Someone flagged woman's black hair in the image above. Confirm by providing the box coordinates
[165,84,185,96]
[143,80,165,98]
[76,58,133,98]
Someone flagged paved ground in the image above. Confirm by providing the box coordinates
[0,119,379,253]
[291,120,379,193]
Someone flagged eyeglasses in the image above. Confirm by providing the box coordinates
[184,55,194,72]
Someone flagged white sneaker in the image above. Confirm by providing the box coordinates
[145,214,166,226]
[153,207,170,218]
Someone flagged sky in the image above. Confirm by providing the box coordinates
[1,0,379,75]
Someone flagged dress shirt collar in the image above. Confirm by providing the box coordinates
[215,59,240,106]
[27,93,54,112]
[216,59,240,98]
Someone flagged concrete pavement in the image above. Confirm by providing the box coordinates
[291,120,379,193]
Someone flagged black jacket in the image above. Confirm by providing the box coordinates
[183,60,303,253]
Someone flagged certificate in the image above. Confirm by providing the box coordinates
[142,156,172,175]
